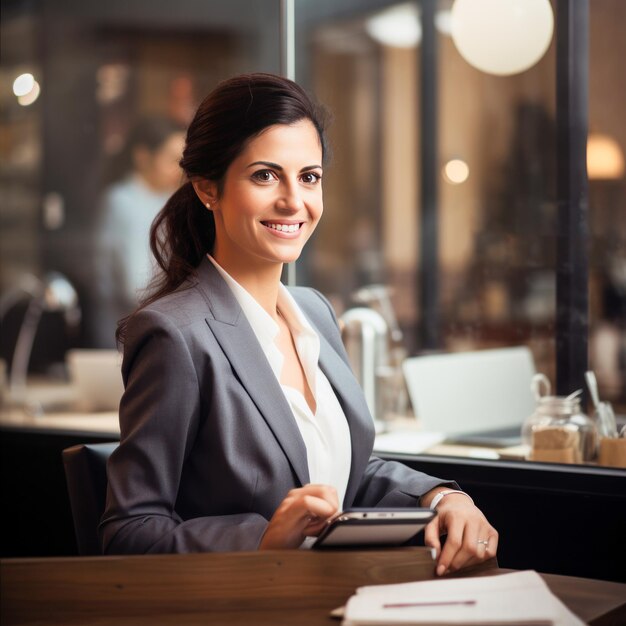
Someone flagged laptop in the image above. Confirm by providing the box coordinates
[67,349,124,412]
[402,347,537,447]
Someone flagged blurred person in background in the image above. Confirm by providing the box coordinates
[93,116,185,347]
[591,254,626,402]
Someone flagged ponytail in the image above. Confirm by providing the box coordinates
[116,181,215,345]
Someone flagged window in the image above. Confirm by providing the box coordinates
[294,0,626,436]
[1,0,624,463]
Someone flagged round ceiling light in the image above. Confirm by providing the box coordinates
[451,0,554,76]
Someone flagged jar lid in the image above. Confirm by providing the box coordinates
[537,395,581,415]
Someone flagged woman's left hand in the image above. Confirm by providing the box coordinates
[422,491,498,576]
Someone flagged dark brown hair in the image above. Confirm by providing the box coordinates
[116,73,329,344]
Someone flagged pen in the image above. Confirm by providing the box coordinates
[383,600,476,609]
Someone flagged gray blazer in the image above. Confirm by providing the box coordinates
[100,258,456,554]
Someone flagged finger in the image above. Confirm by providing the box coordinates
[423,517,441,559]
[483,529,499,559]
[449,521,500,572]
[477,538,489,556]
[436,515,464,576]
[470,524,498,561]
[260,503,328,549]
[274,492,334,529]
[302,484,339,510]
[294,484,339,515]
[300,494,338,521]
[302,517,329,536]
[281,491,336,522]
[448,521,483,572]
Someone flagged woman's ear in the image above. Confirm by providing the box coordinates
[191,179,218,209]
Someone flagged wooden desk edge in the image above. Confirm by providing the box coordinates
[2,549,624,625]
[0,548,494,624]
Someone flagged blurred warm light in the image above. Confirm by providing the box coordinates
[451,0,554,76]
[13,73,35,97]
[17,80,40,106]
[366,3,421,49]
[443,159,470,184]
[587,133,625,180]
[435,10,453,36]
[365,3,453,48]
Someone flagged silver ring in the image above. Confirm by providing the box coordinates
[477,539,489,545]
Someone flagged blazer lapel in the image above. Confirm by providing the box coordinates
[194,258,310,487]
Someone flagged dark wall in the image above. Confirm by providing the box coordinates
[1,428,116,558]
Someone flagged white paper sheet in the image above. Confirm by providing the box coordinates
[342,570,585,626]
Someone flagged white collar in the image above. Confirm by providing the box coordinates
[206,255,320,385]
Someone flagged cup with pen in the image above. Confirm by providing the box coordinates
[586,370,626,468]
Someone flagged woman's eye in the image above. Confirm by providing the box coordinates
[252,169,276,183]
[301,172,321,184]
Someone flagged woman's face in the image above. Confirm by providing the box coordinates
[136,132,185,193]
[208,119,323,273]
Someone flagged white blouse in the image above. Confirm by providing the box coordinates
[207,255,352,507]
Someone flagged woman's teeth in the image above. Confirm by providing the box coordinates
[265,223,301,233]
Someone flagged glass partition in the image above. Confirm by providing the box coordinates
[294,0,626,457]
[1,0,624,465]
[1,0,280,363]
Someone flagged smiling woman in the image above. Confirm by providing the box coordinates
[192,120,324,282]
[101,73,498,574]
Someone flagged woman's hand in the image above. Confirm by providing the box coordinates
[259,484,339,550]
[422,489,499,576]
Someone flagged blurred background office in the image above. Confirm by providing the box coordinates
[1,0,625,421]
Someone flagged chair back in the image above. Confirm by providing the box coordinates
[62,442,117,555]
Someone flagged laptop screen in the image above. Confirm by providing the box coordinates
[402,347,536,436]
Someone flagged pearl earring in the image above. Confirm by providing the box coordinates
[205,202,211,209]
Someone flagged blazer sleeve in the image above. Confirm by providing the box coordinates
[99,308,268,554]
[352,457,459,507]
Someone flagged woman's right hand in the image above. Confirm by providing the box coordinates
[258,484,339,550]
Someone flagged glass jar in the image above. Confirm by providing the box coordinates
[522,374,597,463]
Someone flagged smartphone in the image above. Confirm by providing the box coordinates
[311,507,436,549]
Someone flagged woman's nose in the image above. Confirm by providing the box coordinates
[276,182,304,212]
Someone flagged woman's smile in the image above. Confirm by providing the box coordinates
[261,220,305,237]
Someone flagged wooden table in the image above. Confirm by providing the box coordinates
[2,548,625,625]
